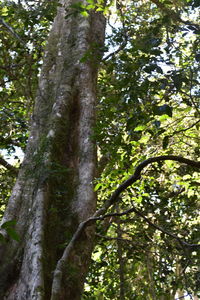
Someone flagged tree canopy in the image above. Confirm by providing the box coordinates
[0,0,200,299]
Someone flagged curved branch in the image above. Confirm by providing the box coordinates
[108,155,200,205]
[51,155,200,298]
[0,156,18,175]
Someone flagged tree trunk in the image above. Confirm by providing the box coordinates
[0,1,106,299]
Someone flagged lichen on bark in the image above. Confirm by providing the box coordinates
[0,1,106,299]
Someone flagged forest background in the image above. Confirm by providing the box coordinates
[0,0,200,299]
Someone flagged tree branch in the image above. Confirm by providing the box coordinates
[103,36,127,61]
[51,155,200,298]
[103,4,128,61]
[0,18,26,47]
[172,119,200,136]
[150,0,200,30]
[93,207,200,249]
[0,156,18,175]
[107,155,200,206]
[128,206,200,250]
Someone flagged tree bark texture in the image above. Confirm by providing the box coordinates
[0,1,106,299]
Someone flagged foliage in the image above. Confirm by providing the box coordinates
[0,0,57,154]
[0,0,199,299]
[0,0,57,212]
[0,219,20,242]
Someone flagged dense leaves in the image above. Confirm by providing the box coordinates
[0,0,57,212]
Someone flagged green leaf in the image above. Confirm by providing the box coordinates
[144,64,157,73]
[134,125,146,132]
[1,220,17,229]
[1,220,20,242]
[87,4,95,9]
[154,104,173,117]
[94,183,102,191]
[70,2,84,10]
[6,227,20,242]
[139,135,150,143]
[135,196,143,203]
[172,74,183,90]
[159,114,170,121]
[81,11,89,17]
[162,136,169,149]
[96,7,104,11]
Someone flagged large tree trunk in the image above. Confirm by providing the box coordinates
[0,1,106,299]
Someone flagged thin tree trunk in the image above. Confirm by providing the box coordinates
[0,1,105,299]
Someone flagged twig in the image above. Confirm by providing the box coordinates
[172,119,200,135]
[103,37,127,61]
[103,5,128,61]
[188,68,200,115]
[0,18,26,47]
[150,0,200,30]
[128,206,200,249]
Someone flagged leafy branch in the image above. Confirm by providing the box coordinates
[0,18,26,47]
[172,119,200,135]
[51,155,200,299]
[150,0,200,31]
[103,6,128,61]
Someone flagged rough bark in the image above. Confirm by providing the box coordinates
[0,1,106,299]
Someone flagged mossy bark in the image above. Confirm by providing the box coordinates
[0,1,105,299]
